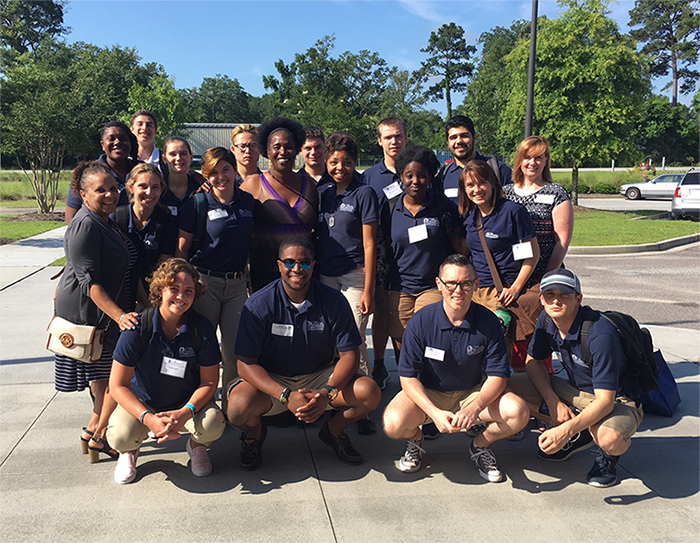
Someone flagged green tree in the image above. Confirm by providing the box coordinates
[636,95,698,165]
[629,0,699,106]
[500,0,650,203]
[0,0,68,55]
[462,20,530,158]
[181,74,258,123]
[127,71,187,146]
[414,22,476,120]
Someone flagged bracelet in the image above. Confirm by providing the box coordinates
[185,403,196,418]
[118,313,126,323]
[139,410,153,424]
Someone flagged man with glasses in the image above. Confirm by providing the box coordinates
[382,254,529,481]
[508,269,644,487]
[226,236,381,470]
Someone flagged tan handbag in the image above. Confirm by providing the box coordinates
[47,316,105,363]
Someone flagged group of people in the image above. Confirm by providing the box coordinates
[52,111,640,490]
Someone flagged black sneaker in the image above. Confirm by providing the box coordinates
[318,421,363,464]
[356,413,377,435]
[586,447,619,488]
[422,422,440,440]
[239,421,267,471]
[465,423,487,438]
[469,440,504,482]
[538,428,593,461]
[372,363,389,390]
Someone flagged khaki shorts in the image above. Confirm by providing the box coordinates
[228,364,337,417]
[396,382,484,425]
[387,289,443,341]
[508,373,643,440]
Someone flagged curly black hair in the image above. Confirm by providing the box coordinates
[324,131,358,162]
[395,145,440,178]
[256,117,306,158]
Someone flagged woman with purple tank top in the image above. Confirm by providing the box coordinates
[240,117,319,292]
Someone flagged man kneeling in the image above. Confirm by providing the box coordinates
[509,269,644,487]
[227,236,381,469]
[383,254,529,482]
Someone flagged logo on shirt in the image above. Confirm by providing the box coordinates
[179,346,196,358]
[466,345,485,356]
[422,217,440,227]
[339,203,355,213]
[485,232,499,239]
[238,209,253,218]
[571,353,588,368]
[307,321,325,332]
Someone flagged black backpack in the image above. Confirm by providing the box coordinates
[576,308,659,394]
[189,191,208,259]
[137,305,203,358]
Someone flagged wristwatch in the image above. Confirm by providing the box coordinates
[322,384,339,402]
[279,387,292,405]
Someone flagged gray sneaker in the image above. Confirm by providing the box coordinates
[469,440,504,482]
[398,438,425,473]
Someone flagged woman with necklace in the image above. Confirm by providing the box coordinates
[239,117,318,292]
[108,259,225,484]
[176,147,254,413]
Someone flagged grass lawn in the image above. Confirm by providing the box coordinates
[1,171,72,202]
[571,208,700,246]
[0,216,64,243]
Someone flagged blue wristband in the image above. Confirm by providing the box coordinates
[139,410,153,425]
[185,403,196,418]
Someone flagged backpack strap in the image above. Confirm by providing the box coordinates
[580,319,594,367]
[486,157,502,185]
[138,306,158,358]
[113,204,130,232]
[188,310,202,353]
[190,192,208,257]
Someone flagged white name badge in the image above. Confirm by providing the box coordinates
[271,323,294,337]
[382,181,403,200]
[408,223,429,244]
[207,208,228,220]
[167,205,179,216]
[161,356,187,379]
[424,346,445,361]
[512,240,534,261]
[444,188,459,199]
[535,194,555,205]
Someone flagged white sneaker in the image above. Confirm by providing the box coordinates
[398,438,425,473]
[186,437,212,477]
[114,450,139,484]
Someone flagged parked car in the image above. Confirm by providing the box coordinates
[191,154,203,170]
[620,173,684,200]
[671,169,700,221]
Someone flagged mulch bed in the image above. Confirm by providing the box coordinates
[3,211,65,222]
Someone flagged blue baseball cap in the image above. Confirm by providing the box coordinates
[540,269,581,295]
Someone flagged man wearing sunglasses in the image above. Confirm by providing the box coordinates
[383,254,529,482]
[226,236,381,470]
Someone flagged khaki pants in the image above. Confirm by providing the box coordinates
[387,289,442,341]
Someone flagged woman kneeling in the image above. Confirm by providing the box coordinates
[107,258,225,484]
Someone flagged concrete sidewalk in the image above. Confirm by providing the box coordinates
[0,230,698,543]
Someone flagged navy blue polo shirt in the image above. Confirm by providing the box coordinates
[66,155,133,210]
[297,166,335,188]
[235,279,362,377]
[362,159,404,203]
[529,306,627,395]
[179,188,255,273]
[387,193,460,294]
[160,172,201,217]
[435,153,513,204]
[399,301,509,392]
[463,199,536,288]
[316,178,379,277]
[113,309,221,412]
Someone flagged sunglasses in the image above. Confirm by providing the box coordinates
[278,259,314,270]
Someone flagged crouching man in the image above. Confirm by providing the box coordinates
[227,236,381,469]
[509,269,644,487]
[382,254,529,482]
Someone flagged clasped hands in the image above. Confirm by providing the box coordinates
[288,388,332,424]
[431,405,482,435]
[144,407,192,444]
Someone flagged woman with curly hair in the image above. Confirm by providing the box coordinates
[108,258,225,484]
[239,117,319,291]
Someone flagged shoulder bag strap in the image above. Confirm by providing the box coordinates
[476,213,504,293]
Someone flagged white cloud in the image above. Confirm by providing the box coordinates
[398,0,446,25]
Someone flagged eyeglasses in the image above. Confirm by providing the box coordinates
[278,259,314,270]
[232,143,258,152]
[438,277,476,292]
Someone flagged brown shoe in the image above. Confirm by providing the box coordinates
[318,421,363,464]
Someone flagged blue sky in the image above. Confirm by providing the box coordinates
[63,0,681,114]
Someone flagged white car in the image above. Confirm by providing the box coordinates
[620,173,684,200]
[671,170,700,221]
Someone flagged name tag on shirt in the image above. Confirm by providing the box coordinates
[408,224,429,243]
[383,181,403,200]
[535,194,555,205]
[424,346,445,361]
[271,323,294,337]
[161,356,187,379]
[207,208,228,221]
[444,188,459,199]
[512,240,534,260]
[167,205,179,216]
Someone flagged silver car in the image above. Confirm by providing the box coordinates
[671,170,700,221]
[620,173,684,200]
